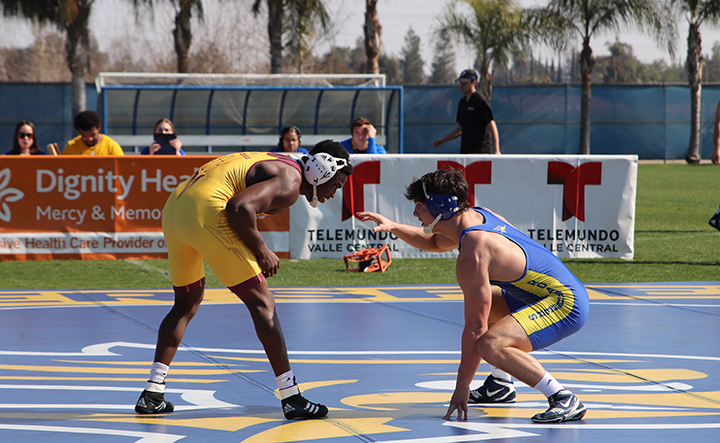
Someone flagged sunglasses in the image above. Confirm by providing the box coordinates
[18,132,34,139]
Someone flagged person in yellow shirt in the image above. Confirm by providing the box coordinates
[62,110,124,155]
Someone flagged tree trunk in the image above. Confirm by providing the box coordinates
[556,51,562,83]
[685,22,703,164]
[173,0,194,73]
[579,37,594,155]
[479,52,492,102]
[268,0,283,74]
[70,69,86,121]
[364,0,381,74]
[65,18,88,119]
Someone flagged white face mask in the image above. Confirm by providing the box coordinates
[299,153,348,208]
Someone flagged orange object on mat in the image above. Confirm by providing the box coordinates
[343,245,392,273]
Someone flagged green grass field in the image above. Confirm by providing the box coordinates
[1,163,718,289]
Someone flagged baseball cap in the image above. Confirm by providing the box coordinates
[455,69,478,83]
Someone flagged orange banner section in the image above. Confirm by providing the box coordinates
[0,156,289,260]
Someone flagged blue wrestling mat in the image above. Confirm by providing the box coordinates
[0,282,719,442]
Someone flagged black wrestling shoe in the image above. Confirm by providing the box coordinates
[469,374,516,403]
[282,393,328,420]
[135,381,175,414]
[709,212,720,232]
[531,390,586,423]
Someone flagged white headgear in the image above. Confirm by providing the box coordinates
[299,153,348,208]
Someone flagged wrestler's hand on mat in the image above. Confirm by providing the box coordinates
[443,386,469,421]
[257,246,280,278]
[356,211,396,233]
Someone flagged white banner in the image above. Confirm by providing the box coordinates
[290,154,637,260]
[0,155,636,261]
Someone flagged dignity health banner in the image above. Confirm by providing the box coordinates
[0,154,636,261]
[291,154,637,260]
[0,156,288,260]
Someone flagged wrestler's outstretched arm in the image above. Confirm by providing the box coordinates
[356,211,457,253]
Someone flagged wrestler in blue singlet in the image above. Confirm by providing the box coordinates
[459,207,589,350]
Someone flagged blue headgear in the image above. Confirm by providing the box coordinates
[423,181,459,220]
[422,180,459,234]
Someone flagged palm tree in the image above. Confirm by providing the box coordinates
[672,1,720,164]
[130,0,204,74]
[1,0,94,118]
[364,0,381,74]
[172,0,202,73]
[252,0,331,74]
[436,0,529,102]
[537,0,676,155]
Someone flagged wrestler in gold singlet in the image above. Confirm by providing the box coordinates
[162,152,300,292]
[136,143,353,420]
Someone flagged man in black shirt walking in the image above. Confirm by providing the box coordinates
[433,69,500,154]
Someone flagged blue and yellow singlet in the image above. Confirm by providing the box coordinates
[459,207,589,350]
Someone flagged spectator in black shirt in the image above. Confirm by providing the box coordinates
[433,69,500,154]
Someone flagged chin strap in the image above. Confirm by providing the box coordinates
[309,185,320,208]
[423,213,443,235]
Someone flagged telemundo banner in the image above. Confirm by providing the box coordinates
[291,154,637,260]
[0,154,636,260]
